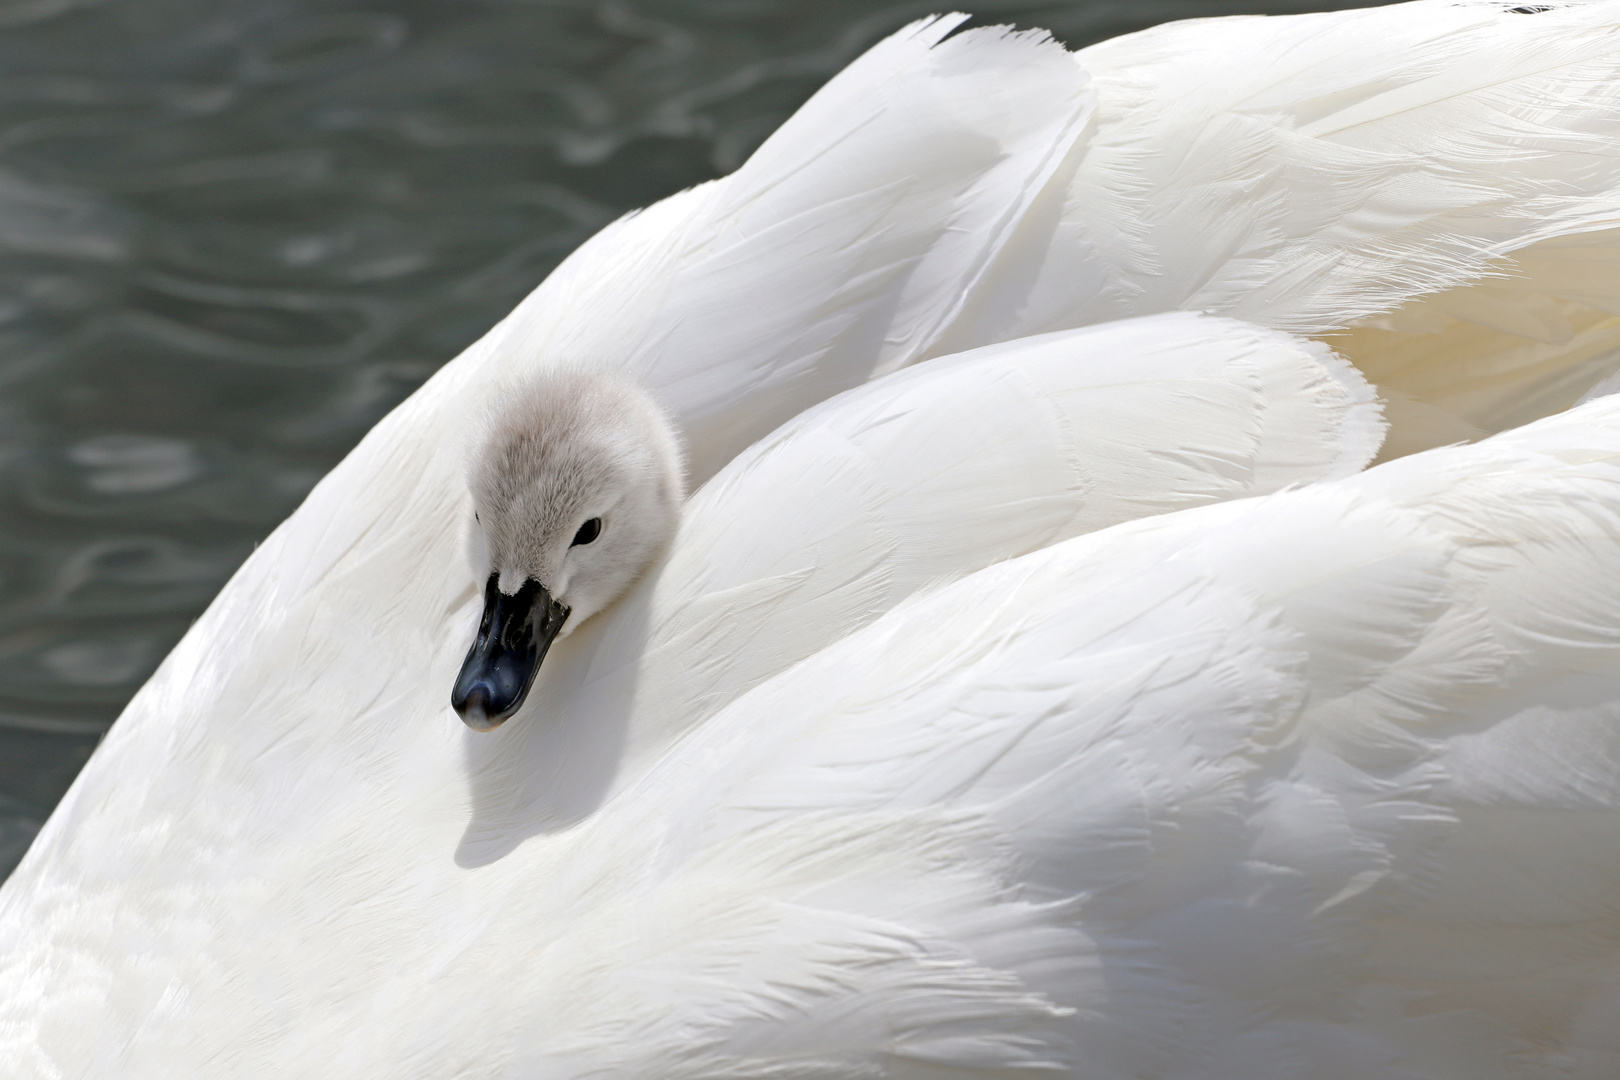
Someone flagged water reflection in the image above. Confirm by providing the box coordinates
[0,0,1385,878]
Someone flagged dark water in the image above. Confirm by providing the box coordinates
[0,0,1388,878]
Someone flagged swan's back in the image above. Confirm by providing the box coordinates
[461,396,1620,1080]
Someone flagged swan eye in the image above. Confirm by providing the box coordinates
[572,518,601,546]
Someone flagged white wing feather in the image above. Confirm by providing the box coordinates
[934,1,1620,452]
[480,14,1094,483]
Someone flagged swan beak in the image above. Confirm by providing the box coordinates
[451,575,570,731]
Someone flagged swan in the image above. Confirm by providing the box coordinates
[7,1,1620,1076]
[454,371,685,729]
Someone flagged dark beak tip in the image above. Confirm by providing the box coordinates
[459,710,507,733]
[451,681,511,732]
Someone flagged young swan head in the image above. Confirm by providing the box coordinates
[452,370,684,731]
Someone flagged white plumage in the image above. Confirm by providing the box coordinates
[8,2,1620,1077]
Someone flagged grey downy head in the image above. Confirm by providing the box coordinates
[452,369,685,730]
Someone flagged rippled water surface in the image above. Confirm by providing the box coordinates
[0,0,1388,877]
